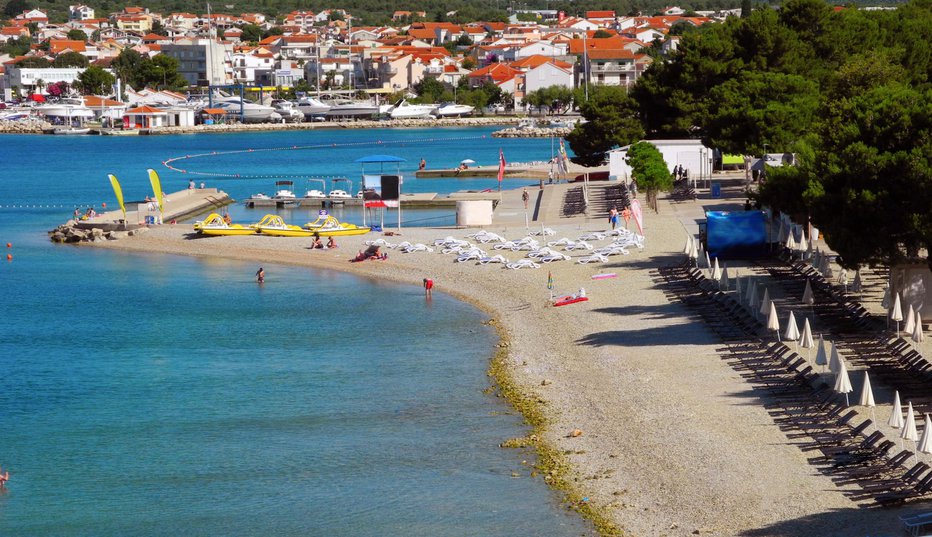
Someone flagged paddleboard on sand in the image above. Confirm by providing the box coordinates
[591,273,617,280]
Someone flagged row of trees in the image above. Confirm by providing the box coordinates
[567,0,932,267]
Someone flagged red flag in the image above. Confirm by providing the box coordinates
[497,149,506,184]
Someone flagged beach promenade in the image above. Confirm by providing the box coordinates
[88,180,931,536]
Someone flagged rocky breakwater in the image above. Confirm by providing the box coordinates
[0,117,52,134]
[492,126,572,138]
[48,221,148,243]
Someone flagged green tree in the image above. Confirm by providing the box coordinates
[702,71,819,155]
[592,29,614,38]
[414,76,445,102]
[66,29,87,41]
[15,56,52,68]
[566,85,644,167]
[626,141,673,212]
[52,51,89,68]
[76,65,116,95]
[240,23,263,43]
[808,83,932,268]
[3,0,29,18]
[1,35,32,57]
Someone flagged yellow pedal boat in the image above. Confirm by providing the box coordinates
[256,215,316,237]
[303,213,370,236]
[196,213,276,236]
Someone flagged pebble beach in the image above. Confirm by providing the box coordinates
[86,185,925,536]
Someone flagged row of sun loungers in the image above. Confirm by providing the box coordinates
[658,257,932,506]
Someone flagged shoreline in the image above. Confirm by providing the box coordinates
[80,187,914,536]
[0,116,524,136]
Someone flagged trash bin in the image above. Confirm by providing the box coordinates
[711,182,722,198]
[145,216,155,225]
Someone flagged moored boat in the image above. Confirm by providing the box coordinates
[303,212,370,236]
[195,213,275,236]
[256,215,315,237]
[389,99,437,119]
[434,103,475,117]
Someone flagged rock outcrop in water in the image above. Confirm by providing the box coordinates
[48,221,147,243]
[492,127,572,138]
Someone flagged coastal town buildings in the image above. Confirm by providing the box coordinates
[0,5,722,105]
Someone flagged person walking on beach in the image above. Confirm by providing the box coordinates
[609,206,619,230]
[522,188,530,209]
[256,267,265,283]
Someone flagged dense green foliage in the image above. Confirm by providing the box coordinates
[522,85,573,116]
[566,85,644,167]
[628,0,931,267]
[52,51,89,67]
[76,64,115,94]
[626,141,673,211]
[110,48,187,91]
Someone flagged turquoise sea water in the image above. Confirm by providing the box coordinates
[0,128,588,535]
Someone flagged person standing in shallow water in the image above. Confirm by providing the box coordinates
[256,267,265,283]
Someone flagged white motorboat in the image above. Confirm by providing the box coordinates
[53,127,91,135]
[296,97,331,119]
[304,189,326,199]
[389,99,437,119]
[34,98,94,120]
[212,97,276,123]
[434,102,475,117]
[273,181,298,205]
[328,189,351,203]
[325,100,379,119]
[270,100,304,123]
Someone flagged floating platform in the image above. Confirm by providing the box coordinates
[74,188,233,231]
[242,192,501,210]
[415,166,550,180]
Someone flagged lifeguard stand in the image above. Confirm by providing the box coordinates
[355,155,406,232]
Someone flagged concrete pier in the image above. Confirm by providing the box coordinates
[77,188,232,230]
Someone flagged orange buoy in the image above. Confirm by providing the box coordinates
[6,254,11,261]
[5,243,10,248]
[102,202,107,208]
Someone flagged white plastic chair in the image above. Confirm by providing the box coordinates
[477,255,508,265]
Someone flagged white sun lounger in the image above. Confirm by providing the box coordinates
[391,241,412,250]
[547,238,573,247]
[578,232,607,241]
[477,255,508,265]
[365,238,396,248]
[505,259,540,269]
[455,251,485,262]
[527,247,561,259]
[529,228,555,236]
[594,245,629,256]
[467,230,505,243]
[564,241,593,251]
[577,253,610,264]
[540,253,571,263]
[401,243,434,253]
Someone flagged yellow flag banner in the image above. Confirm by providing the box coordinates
[107,174,126,218]
[147,168,164,213]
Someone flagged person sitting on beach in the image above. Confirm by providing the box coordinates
[327,236,336,249]
[312,232,324,249]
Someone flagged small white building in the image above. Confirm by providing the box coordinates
[608,139,713,183]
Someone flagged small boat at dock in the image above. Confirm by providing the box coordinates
[256,215,316,237]
[303,212,370,236]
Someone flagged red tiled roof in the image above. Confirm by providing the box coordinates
[468,62,520,82]
[126,105,166,114]
[49,40,87,53]
[586,10,616,18]
[510,55,572,70]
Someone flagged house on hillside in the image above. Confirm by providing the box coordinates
[69,5,95,21]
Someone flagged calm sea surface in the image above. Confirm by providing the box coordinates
[0,127,587,535]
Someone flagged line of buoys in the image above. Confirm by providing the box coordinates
[161,134,488,177]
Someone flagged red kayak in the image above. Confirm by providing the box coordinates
[553,296,588,307]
